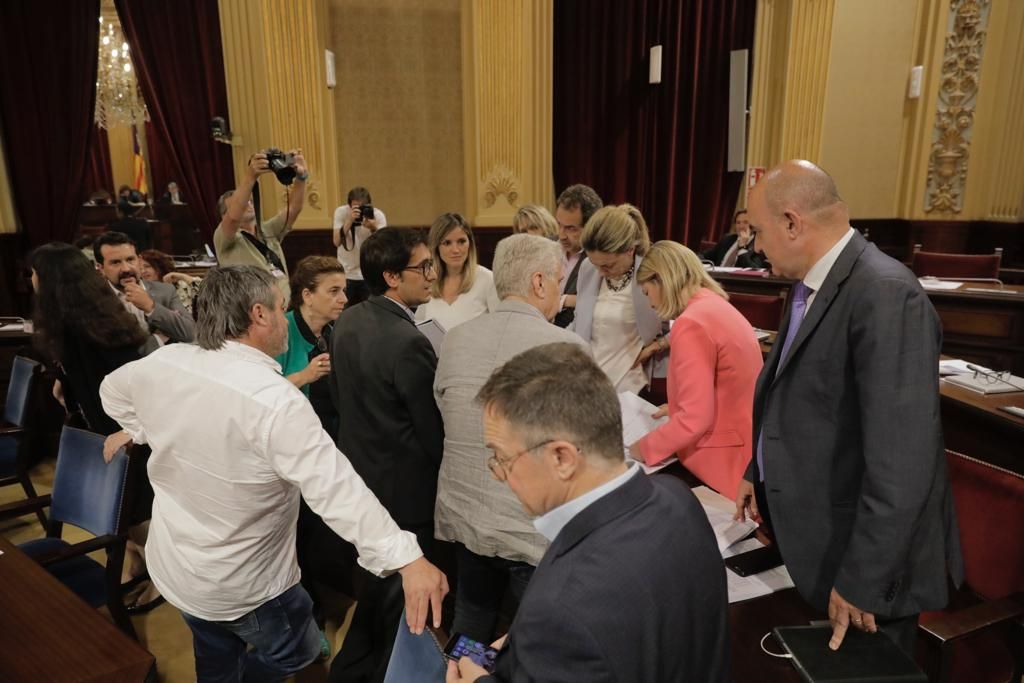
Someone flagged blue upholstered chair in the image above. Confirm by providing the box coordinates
[0,426,137,639]
[0,355,46,527]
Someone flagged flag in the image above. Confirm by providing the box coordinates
[132,125,148,196]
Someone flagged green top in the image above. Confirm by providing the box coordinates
[275,310,314,396]
[213,213,291,300]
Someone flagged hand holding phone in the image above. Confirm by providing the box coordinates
[443,633,500,673]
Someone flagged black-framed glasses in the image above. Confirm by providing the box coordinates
[403,260,436,278]
[972,367,1013,385]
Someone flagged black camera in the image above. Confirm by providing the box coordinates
[264,148,297,185]
[353,204,375,226]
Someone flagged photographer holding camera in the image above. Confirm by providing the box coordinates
[214,148,309,299]
[332,186,388,306]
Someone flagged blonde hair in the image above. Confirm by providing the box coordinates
[512,205,558,240]
[636,241,727,320]
[428,212,478,298]
[581,203,652,257]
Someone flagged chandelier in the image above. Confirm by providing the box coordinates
[94,14,149,130]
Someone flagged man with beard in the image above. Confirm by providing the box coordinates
[93,231,195,343]
[552,184,603,328]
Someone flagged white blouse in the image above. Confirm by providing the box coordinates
[591,279,647,393]
[415,265,500,331]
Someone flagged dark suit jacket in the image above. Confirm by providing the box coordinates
[746,231,963,617]
[702,232,768,269]
[483,472,729,682]
[330,295,443,528]
[553,253,585,328]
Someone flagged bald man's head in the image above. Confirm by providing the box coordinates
[747,160,851,280]
[760,160,844,218]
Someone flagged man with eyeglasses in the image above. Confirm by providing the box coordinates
[445,343,729,682]
[329,227,447,683]
[432,234,589,646]
[553,183,603,328]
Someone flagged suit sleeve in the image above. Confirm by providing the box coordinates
[146,287,196,343]
[834,277,943,614]
[495,603,615,683]
[637,316,716,465]
[395,333,445,467]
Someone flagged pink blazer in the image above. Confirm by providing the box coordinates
[636,288,763,499]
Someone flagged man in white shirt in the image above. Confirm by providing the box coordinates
[333,185,387,307]
[93,231,195,343]
[100,265,447,682]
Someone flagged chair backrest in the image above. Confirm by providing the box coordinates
[728,291,787,331]
[50,426,130,537]
[4,356,40,427]
[911,246,1002,279]
[946,450,1024,601]
[699,239,717,253]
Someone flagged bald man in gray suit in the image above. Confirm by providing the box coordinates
[735,160,963,655]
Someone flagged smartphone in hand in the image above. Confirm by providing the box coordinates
[443,632,500,673]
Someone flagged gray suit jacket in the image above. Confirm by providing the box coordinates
[433,300,588,565]
[572,255,667,377]
[144,280,195,343]
[747,231,962,617]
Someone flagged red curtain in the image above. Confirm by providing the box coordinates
[145,119,178,202]
[0,0,100,246]
[115,0,234,243]
[553,0,755,247]
[83,125,114,202]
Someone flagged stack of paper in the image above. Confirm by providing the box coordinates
[918,278,963,290]
[938,359,976,376]
[692,485,795,603]
[618,391,672,474]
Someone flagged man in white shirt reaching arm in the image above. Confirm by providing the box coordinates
[100,265,447,682]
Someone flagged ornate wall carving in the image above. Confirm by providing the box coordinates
[482,163,519,208]
[925,0,991,214]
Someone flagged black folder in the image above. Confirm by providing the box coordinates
[772,625,927,683]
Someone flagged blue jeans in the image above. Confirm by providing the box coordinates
[383,611,446,683]
[181,583,322,682]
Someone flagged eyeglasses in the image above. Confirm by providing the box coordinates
[487,439,557,481]
[403,260,436,278]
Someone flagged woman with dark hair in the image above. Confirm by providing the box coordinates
[31,242,162,612]
[30,243,156,434]
[138,248,202,314]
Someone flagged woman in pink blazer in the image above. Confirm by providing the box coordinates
[630,241,763,499]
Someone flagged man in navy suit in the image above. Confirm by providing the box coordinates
[330,227,446,683]
[735,160,962,654]
[447,343,729,683]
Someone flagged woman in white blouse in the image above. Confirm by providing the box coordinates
[415,212,499,330]
[573,204,668,394]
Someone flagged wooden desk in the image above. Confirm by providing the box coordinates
[0,536,156,682]
[712,271,1024,375]
[729,588,820,682]
[939,377,1024,474]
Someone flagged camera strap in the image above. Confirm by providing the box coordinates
[242,181,286,273]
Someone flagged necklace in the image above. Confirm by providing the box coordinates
[605,265,634,292]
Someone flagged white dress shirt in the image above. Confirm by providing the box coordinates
[99,341,421,621]
[414,265,500,331]
[803,227,855,310]
[333,204,388,281]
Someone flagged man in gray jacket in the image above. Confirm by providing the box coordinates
[434,233,588,643]
[94,231,195,343]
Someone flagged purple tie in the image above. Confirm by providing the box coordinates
[756,281,812,481]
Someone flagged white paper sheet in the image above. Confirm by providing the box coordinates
[722,537,796,604]
[618,392,673,474]
[692,486,758,553]
[918,278,963,290]
[938,359,985,376]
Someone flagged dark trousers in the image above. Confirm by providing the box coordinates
[453,545,534,643]
[878,613,919,656]
[329,524,434,683]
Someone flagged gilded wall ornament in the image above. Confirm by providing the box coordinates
[282,181,321,211]
[483,164,520,208]
[925,0,990,214]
